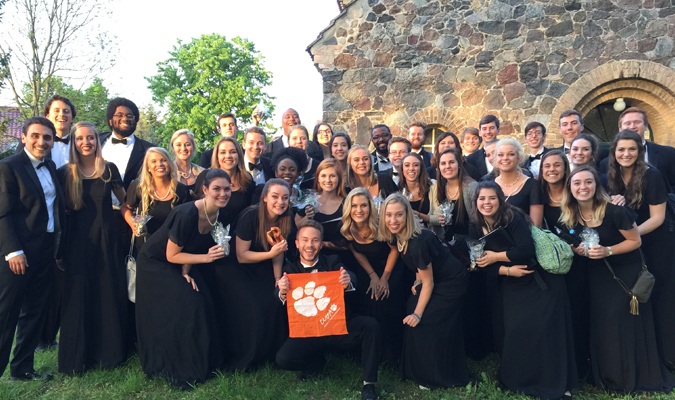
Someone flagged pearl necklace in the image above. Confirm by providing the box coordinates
[578,205,592,222]
[500,174,520,187]
[446,183,460,200]
[397,238,407,252]
[79,166,96,179]
[203,199,218,227]
[154,187,171,201]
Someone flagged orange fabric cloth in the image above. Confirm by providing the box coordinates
[286,271,348,338]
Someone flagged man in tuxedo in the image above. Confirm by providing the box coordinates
[371,124,393,173]
[243,126,274,202]
[600,107,675,190]
[0,117,65,381]
[522,122,550,179]
[199,113,239,168]
[407,122,432,169]
[466,115,501,177]
[276,220,381,400]
[557,110,609,166]
[383,137,411,185]
[263,109,323,161]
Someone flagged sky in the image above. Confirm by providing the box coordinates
[2,0,341,129]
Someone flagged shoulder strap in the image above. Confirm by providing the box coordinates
[602,258,633,296]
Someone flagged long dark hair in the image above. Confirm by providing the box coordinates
[398,152,431,200]
[470,180,524,230]
[537,150,570,202]
[257,179,292,251]
[570,133,599,165]
[436,148,473,226]
[430,131,462,169]
[329,132,352,156]
[312,123,332,144]
[607,129,647,209]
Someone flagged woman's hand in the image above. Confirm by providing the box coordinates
[204,244,225,262]
[181,264,199,291]
[411,279,422,295]
[403,313,421,327]
[412,211,429,223]
[476,250,499,267]
[438,214,446,226]
[366,273,380,300]
[269,240,288,258]
[304,205,315,220]
[571,243,586,257]
[376,277,390,300]
[506,264,533,277]
[610,194,626,206]
[587,245,609,259]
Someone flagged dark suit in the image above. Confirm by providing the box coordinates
[263,138,324,162]
[274,255,381,382]
[414,149,433,169]
[248,156,274,204]
[521,146,552,175]
[466,149,489,178]
[99,132,154,190]
[600,141,675,191]
[0,151,65,376]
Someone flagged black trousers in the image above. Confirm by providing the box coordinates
[0,236,55,376]
[275,315,382,382]
[38,264,63,344]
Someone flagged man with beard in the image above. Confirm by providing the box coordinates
[242,126,273,203]
[370,124,393,173]
[407,122,432,169]
[199,113,239,168]
[275,220,381,400]
[264,108,323,161]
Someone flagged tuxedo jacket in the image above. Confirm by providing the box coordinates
[416,149,433,169]
[466,148,489,178]
[600,141,675,191]
[275,254,357,317]
[263,138,324,162]
[521,146,552,173]
[98,132,154,190]
[0,151,66,263]
[251,156,274,203]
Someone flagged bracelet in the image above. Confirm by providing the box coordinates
[413,279,422,286]
[412,313,422,321]
[506,267,510,277]
[368,271,376,276]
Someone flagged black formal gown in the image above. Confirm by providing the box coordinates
[399,229,470,389]
[57,163,129,373]
[577,204,675,393]
[125,179,190,254]
[135,202,222,389]
[222,205,289,371]
[469,213,578,399]
[409,193,431,228]
[300,157,319,191]
[350,239,407,366]
[504,177,544,215]
[544,203,591,381]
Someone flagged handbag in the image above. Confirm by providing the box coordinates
[602,249,655,315]
[125,235,136,303]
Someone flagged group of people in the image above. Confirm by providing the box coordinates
[1,93,675,400]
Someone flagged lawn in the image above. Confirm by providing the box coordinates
[1,348,675,400]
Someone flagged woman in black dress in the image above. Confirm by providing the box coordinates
[606,130,675,367]
[312,122,333,160]
[122,147,190,254]
[135,169,229,389]
[57,122,130,374]
[329,132,351,179]
[226,179,294,370]
[379,193,469,389]
[288,125,319,190]
[470,181,577,399]
[492,137,544,227]
[170,129,204,193]
[346,145,397,199]
[398,152,435,228]
[341,187,405,365]
[561,165,675,393]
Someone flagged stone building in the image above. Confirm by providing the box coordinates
[308,0,675,151]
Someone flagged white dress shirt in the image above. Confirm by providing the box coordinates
[372,151,393,172]
[102,133,136,206]
[528,148,544,179]
[244,155,266,185]
[644,141,650,164]
[484,154,494,173]
[51,137,70,169]
[6,149,57,261]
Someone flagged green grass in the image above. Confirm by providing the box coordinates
[1,349,674,399]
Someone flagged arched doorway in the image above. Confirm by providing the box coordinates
[423,124,447,153]
[584,99,655,143]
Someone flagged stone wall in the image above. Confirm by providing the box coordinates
[308,0,675,148]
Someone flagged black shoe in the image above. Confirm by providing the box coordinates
[361,384,377,400]
[10,370,54,381]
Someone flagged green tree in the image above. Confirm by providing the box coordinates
[146,34,274,152]
[0,0,10,94]
[136,104,162,145]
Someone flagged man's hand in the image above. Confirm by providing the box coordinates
[278,273,290,295]
[8,254,27,275]
[338,267,351,289]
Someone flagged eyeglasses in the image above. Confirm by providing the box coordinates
[113,113,135,120]
[372,134,391,141]
[318,130,331,135]
[526,131,543,137]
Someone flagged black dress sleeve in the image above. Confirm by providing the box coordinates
[644,168,669,206]
[168,206,194,248]
[405,230,440,271]
[106,162,123,189]
[528,178,545,206]
[175,183,190,206]
[607,203,635,231]
[235,206,259,241]
[124,179,141,208]
[505,214,537,264]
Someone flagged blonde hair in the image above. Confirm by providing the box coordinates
[492,137,526,174]
[341,187,378,241]
[559,165,610,228]
[211,136,253,191]
[377,192,421,243]
[346,145,377,189]
[136,147,179,214]
[313,159,347,198]
[170,129,197,159]
[65,122,106,210]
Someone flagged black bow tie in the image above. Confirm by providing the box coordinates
[529,153,543,162]
[564,148,570,155]
[392,170,399,176]
[377,155,390,164]
[36,161,46,170]
[248,162,263,171]
[54,135,69,145]
[111,137,127,145]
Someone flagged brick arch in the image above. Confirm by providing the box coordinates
[404,107,467,136]
[548,60,675,147]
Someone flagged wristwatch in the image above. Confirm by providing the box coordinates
[607,246,613,256]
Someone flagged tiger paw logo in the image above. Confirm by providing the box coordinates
[292,281,331,317]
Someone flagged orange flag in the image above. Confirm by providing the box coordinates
[286,271,348,338]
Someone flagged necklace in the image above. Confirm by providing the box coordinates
[79,166,96,179]
[397,239,407,252]
[203,199,218,227]
[483,216,493,233]
[500,174,520,187]
[578,205,592,222]
[446,183,460,200]
[154,187,171,201]
[549,194,562,204]
[177,165,192,179]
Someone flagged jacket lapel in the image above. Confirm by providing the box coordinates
[648,142,659,167]
[19,152,47,206]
